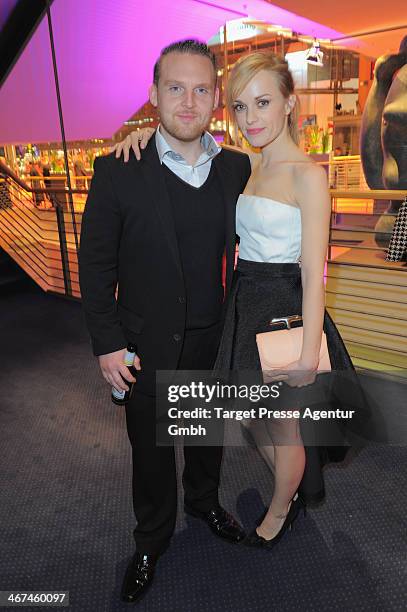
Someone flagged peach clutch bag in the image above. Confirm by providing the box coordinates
[256,315,331,371]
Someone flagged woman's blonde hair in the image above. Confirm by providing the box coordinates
[226,51,300,145]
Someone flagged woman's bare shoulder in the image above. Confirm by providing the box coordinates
[293,158,327,186]
[293,159,330,212]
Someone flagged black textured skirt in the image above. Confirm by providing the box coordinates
[215,258,356,505]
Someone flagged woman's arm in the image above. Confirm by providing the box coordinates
[296,164,331,370]
[113,131,262,169]
[113,128,156,161]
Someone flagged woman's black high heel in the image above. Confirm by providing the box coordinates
[244,496,303,549]
[255,494,306,525]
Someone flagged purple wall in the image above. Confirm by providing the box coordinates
[0,0,18,30]
[0,0,341,143]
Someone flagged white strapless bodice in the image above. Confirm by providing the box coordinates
[236,194,301,263]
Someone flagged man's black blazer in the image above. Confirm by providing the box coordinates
[79,136,251,387]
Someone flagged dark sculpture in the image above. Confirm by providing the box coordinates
[360,36,407,246]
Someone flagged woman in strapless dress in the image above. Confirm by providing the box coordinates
[213,52,355,548]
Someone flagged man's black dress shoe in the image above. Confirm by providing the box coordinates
[184,504,246,543]
[121,551,158,604]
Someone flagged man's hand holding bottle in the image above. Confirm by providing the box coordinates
[98,346,141,405]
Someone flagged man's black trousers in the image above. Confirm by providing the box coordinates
[125,322,223,555]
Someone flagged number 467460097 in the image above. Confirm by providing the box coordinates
[0,591,69,607]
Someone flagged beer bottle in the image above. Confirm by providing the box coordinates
[111,343,137,405]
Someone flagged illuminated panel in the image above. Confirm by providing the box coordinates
[333,199,374,214]
[0,0,342,143]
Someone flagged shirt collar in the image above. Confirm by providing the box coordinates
[155,125,221,166]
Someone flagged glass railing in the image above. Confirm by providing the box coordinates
[2,159,406,312]
[328,155,369,191]
[328,189,406,270]
[0,161,82,297]
[326,189,406,374]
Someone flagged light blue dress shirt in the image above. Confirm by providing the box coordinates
[155,125,221,188]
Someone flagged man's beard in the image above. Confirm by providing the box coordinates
[160,116,208,143]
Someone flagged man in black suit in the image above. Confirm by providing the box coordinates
[79,40,251,604]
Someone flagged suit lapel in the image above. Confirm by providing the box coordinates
[138,139,183,280]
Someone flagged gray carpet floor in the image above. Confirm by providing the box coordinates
[0,280,406,611]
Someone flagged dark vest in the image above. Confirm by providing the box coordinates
[162,162,225,329]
